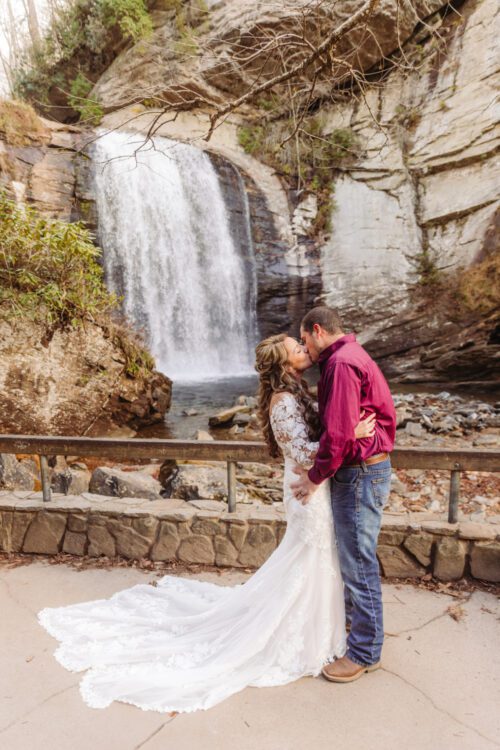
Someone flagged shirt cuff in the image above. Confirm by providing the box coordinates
[308,466,323,485]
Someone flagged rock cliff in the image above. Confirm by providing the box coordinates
[3,0,499,386]
[0,106,172,436]
[84,0,499,384]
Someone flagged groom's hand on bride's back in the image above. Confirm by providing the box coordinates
[291,466,317,505]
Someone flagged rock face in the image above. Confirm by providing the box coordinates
[0,317,171,436]
[0,112,83,221]
[4,0,498,382]
[320,0,499,381]
[90,0,498,379]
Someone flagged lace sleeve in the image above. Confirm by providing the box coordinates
[270,393,319,468]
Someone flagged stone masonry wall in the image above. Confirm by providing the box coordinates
[0,492,499,583]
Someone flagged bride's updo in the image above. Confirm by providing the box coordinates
[255,333,321,458]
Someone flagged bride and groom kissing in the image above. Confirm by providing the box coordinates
[39,305,397,713]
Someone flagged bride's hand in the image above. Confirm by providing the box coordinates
[355,410,376,439]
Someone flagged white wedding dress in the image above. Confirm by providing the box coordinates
[38,393,346,713]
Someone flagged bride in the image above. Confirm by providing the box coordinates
[38,333,375,713]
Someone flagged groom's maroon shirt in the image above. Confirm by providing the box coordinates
[308,334,396,485]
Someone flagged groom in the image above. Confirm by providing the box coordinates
[291,306,396,683]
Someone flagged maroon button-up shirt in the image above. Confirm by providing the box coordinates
[308,334,396,485]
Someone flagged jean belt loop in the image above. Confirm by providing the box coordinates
[360,460,368,473]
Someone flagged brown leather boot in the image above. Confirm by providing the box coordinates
[322,655,380,683]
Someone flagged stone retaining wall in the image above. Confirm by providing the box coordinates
[1,492,499,582]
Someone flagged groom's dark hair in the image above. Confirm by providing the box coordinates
[301,306,343,334]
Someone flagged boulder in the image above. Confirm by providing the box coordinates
[0,454,36,491]
[208,405,251,427]
[164,465,227,502]
[51,467,91,495]
[89,466,162,500]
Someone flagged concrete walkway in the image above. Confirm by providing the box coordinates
[0,562,498,750]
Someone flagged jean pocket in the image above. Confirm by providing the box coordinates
[371,475,391,507]
[332,468,358,487]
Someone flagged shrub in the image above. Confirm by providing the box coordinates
[0,192,118,326]
[68,72,103,124]
[455,252,500,315]
[13,0,152,119]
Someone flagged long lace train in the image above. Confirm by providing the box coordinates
[38,393,346,713]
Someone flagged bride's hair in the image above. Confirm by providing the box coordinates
[255,333,321,458]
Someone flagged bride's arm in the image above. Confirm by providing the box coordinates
[270,394,319,469]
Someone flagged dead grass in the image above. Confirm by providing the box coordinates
[455,252,500,315]
[0,99,49,146]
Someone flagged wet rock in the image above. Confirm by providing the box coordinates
[208,404,251,428]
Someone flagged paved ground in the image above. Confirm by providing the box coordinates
[0,562,499,750]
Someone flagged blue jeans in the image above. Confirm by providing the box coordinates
[330,458,391,666]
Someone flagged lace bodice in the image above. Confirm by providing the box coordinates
[270,392,318,468]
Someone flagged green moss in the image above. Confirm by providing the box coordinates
[394,104,421,129]
[238,115,358,235]
[413,249,442,288]
[112,327,156,376]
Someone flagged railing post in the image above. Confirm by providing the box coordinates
[227,461,236,513]
[39,455,51,503]
[448,467,460,524]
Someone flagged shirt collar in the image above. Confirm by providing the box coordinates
[318,333,356,365]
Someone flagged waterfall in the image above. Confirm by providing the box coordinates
[92,131,257,381]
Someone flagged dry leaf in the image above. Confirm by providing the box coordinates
[447,604,466,622]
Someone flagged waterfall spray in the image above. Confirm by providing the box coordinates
[92,131,257,381]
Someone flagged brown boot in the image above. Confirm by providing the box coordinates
[322,655,380,684]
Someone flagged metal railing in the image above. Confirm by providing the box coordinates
[0,435,499,523]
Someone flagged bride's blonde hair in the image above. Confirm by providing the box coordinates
[255,333,321,458]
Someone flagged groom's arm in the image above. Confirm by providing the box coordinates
[308,362,362,485]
